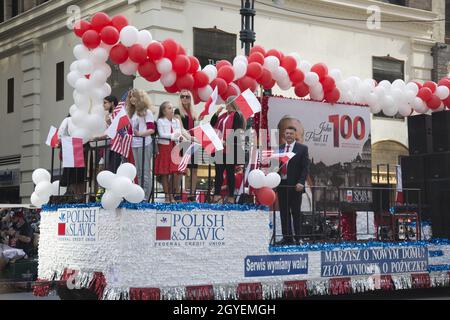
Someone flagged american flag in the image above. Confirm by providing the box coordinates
[110,90,132,158]
[178,143,201,173]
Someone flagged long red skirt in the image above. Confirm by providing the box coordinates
[154,143,182,175]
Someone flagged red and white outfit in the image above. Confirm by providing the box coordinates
[155,117,183,175]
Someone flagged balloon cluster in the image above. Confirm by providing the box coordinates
[30,169,66,208]
[97,163,145,210]
[247,169,281,206]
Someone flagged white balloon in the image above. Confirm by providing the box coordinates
[198,85,213,101]
[329,69,343,83]
[347,76,362,89]
[392,79,405,89]
[413,97,429,114]
[99,42,114,52]
[70,61,79,72]
[398,104,412,117]
[86,114,106,134]
[435,86,450,100]
[263,56,280,72]
[77,59,94,75]
[97,171,116,189]
[117,163,137,180]
[369,103,382,114]
[264,172,281,189]
[75,78,91,94]
[298,61,312,74]
[111,176,133,197]
[233,61,247,80]
[124,184,145,203]
[67,71,83,88]
[374,85,386,98]
[35,181,53,198]
[310,88,324,101]
[91,104,106,117]
[73,44,90,60]
[137,30,153,47]
[378,80,392,90]
[233,55,248,66]
[248,169,266,189]
[71,109,88,126]
[69,104,78,116]
[363,78,376,88]
[304,72,320,86]
[90,70,108,86]
[382,97,398,116]
[101,190,123,210]
[91,47,109,64]
[156,58,173,75]
[391,88,404,105]
[273,66,289,82]
[277,79,292,91]
[32,168,51,185]
[120,26,139,47]
[30,192,45,208]
[73,91,89,107]
[367,93,378,107]
[71,127,91,143]
[405,90,417,104]
[98,64,112,78]
[203,64,218,83]
[119,59,138,76]
[160,71,177,87]
[405,82,419,95]
[51,180,66,196]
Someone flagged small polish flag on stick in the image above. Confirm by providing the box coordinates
[192,122,223,154]
[105,107,131,139]
[199,87,219,118]
[234,89,261,120]
[45,126,59,148]
[61,137,85,168]
[395,164,404,204]
[267,152,296,164]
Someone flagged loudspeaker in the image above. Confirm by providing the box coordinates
[424,152,450,179]
[400,155,425,182]
[427,179,450,238]
[408,114,432,155]
[432,110,450,152]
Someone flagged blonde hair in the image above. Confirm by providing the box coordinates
[178,89,197,120]
[126,89,154,118]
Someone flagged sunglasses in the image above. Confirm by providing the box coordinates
[180,95,191,99]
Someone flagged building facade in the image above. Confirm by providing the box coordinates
[0,0,446,202]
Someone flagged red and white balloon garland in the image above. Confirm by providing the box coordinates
[69,11,450,139]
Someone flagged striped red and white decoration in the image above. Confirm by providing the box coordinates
[110,102,133,158]
[61,137,84,168]
[178,143,201,173]
[234,89,262,120]
[45,126,59,148]
[199,86,218,119]
[192,122,223,154]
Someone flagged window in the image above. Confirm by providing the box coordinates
[11,0,18,17]
[56,61,64,101]
[193,27,236,67]
[0,0,4,23]
[372,56,405,120]
[7,78,14,114]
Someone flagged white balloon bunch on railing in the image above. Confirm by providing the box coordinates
[30,169,66,208]
[247,169,281,206]
[97,163,145,210]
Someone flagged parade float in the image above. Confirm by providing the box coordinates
[31,12,450,299]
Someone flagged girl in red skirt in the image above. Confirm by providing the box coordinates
[155,101,189,203]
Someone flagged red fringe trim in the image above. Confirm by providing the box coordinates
[237,282,263,300]
[329,278,352,295]
[89,272,107,300]
[32,279,51,297]
[411,273,431,289]
[129,288,161,300]
[284,280,308,299]
[185,285,215,300]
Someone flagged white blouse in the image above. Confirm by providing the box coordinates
[58,117,75,138]
[157,118,182,145]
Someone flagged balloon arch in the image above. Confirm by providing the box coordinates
[67,12,450,141]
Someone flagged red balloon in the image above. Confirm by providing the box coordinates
[138,61,157,78]
[109,44,129,64]
[191,89,201,105]
[128,44,147,64]
[246,62,263,79]
[257,68,272,85]
[147,42,165,61]
[165,84,179,94]
[438,78,450,89]
[173,55,191,75]
[73,20,91,38]
[250,45,266,56]
[423,81,437,93]
[289,69,305,85]
[321,76,336,92]
[215,60,232,70]
[177,45,186,56]
[281,56,297,74]
[188,56,200,74]
[248,52,265,65]
[222,84,239,100]
[193,71,209,89]
[325,88,340,103]
[111,15,129,32]
[162,39,179,61]
[427,95,441,110]
[443,95,450,108]
[211,78,227,96]
[91,12,111,32]
[311,63,328,80]
[417,87,433,102]
[82,30,101,49]
[256,187,276,206]
[217,66,235,84]
[176,74,195,91]
[265,49,282,60]
[100,26,119,45]
[238,76,258,92]
[145,73,161,82]
[294,82,310,97]
[263,79,276,90]
[413,82,423,90]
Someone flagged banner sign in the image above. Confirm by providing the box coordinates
[57,207,98,242]
[245,254,308,277]
[321,247,428,277]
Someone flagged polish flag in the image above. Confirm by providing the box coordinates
[265,151,296,164]
[105,107,131,139]
[234,89,261,120]
[61,137,85,168]
[192,122,223,154]
[45,126,59,148]
[199,87,218,119]
[395,164,404,204]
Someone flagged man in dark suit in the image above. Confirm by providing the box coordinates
[276,126,310,245]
